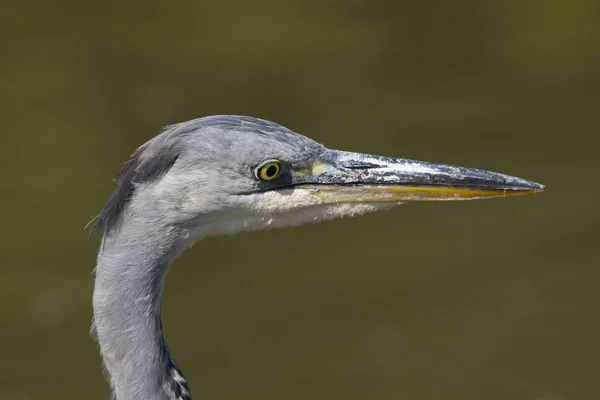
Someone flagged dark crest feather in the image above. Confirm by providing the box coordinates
[91,141,180,235]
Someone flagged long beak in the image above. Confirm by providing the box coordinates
[302,150,544,203]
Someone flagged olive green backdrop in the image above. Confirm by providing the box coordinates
[1,1,598,399]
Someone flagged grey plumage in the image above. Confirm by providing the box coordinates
[92,115,543,399]
[92,115,322,235]
[93,116,327,400]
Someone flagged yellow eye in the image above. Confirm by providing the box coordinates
[255,160,281,181]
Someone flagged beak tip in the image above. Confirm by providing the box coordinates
[525,180,545,192]
[509,179,544,195]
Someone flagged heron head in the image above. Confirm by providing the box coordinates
[94,115,544,242]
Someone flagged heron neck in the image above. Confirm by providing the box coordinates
[92,221,191,400]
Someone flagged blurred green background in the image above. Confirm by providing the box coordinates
[1,0,598,399]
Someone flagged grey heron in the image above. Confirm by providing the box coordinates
[91,115,544,400]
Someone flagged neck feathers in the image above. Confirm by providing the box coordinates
[92,217,192,400]
[164,342,192,400]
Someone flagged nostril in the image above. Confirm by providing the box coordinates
[343,162,380,170]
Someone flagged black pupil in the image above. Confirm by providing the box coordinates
[265,165,278,177]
